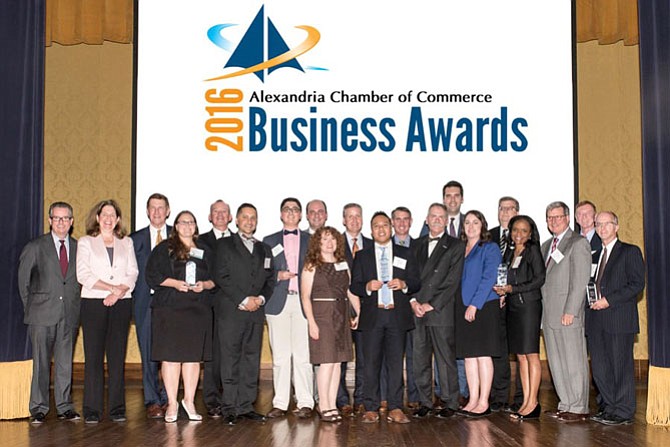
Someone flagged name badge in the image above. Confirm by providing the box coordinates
[272,244,284,257]
[264,257,272,269]
[550,249,564,264]
[590,263,598,277]
[334,262,348,271]
[189,247,204,259]
[512,256,522,269]
[393,257,407,270]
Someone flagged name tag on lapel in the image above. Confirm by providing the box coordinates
[550,249,564,264]
[393,257,407,270]
[271,244,284,257]
[334,262,348,271]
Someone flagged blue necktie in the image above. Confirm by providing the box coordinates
[380,247,391,307]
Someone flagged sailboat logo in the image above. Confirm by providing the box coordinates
[206,6,323,82]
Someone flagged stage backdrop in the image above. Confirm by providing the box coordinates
[134,1,576,239]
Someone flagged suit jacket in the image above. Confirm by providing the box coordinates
[585,240,645,335]
[541,228,591,329]
[130,225,172,309]
[343,232,372,269]
[504,243,545,304]
[411,233,465,327]
[198,229,234,253]
[588,231,603,265]
[350,244,421,332]
[262,229,310,315]
[18,233,81,327]
[461,242,502,309]
[213,233,275,324]
[76,235,139,298]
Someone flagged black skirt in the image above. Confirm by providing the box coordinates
[455,299,501,358]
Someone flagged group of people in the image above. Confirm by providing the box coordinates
[18,181,645,428]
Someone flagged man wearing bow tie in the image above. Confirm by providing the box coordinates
[214,203,275,425]
[411,203,465,419]
[262,198,314,419]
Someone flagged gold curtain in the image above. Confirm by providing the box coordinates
[46,0,639,47]
[46,0,133,46]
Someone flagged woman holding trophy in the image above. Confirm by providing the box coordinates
[146,210,215,422]
[493,215,545,420]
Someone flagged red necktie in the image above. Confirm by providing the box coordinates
[546,237,558,267]
[59,240,68,277]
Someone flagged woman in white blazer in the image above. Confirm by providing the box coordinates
[77,199,138,424]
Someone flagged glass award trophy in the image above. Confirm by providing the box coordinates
[496,263,508,286]
[586,281,598,306]
[185,260,197,286]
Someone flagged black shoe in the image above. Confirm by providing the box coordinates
[490,402,505,412]
[599,414,633,426]
[207,407,223,419]
[465,407,491,418]
[412,406,433,419]
[110,413,126,422]
[30,412,46,424]
[57,410,81,421]
[224,413,238,425]
[512,404,541,421]
[84,414,100,424]
[589,411,606,422]
[436,408,455,419]
[239,411,266,422]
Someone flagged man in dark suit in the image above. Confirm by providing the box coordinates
[214,203,275,425]
[262,198,313,419]
[199,199,233,418]
[351,212,421,424]
[19,202,81,424]
[391,206,419,408]
[337,203,373,415]
[411,203,465,419]
[130,193,171,419]
[587,211,645,426]
[488,196,522,412]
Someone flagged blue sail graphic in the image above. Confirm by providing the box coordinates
[223,6,303,82]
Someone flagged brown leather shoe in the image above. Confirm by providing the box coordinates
[295,407,313,419]
[355,404,366,415]
[361,411,380,423]
[407,402,420,410]
[339,404,353,417]
[558,412,589,422]
[387,408,410,424]
[266,408,286,418]
[146,403,164,419]
[379,401,388,414]
[544,409,562,419]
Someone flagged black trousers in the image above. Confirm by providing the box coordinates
[203,307,223,410]
[413,325,459,410]
[81,298,132,418]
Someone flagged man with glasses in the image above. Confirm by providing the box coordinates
[19,202,81,423]
[586,212,644,426]
[130,193,171,419]
[262,198,314,419]
[541,201,592,422]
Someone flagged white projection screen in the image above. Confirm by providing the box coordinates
[135,1,576,239]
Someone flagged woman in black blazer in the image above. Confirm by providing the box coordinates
[493,215,545,420]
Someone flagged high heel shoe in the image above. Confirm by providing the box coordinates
[181,399,203,421]
[164,404,178,423]
[512,403,541,421]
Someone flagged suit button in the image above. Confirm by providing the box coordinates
[59,296,63,300]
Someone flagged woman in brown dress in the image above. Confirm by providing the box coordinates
[301,226,360,422]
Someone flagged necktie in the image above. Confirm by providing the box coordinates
[595,246,608,295]
[398,239,405,246]
[428,237,439,257]
[380,246,391,307]
[546,237,558,267]
[242,234,256,253]
[352,239,359,258]
[500,229,508,256]
[155,230,163,246]
[449,218,456,237]
[59,239,68,277]
[283,229,298,235]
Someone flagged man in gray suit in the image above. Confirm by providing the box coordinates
[541,201,592,422]
[18,202,81,423]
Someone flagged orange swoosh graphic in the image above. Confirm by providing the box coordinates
[205,25,320,82]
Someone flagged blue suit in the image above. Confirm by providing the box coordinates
[130,225,171,407]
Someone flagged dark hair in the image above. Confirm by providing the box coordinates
[508,215,541,248]
[370,211,391,226]
[442,180,463,197]
[304,226,346,270]
[85,199,127,238]
[236,202,257,216]
[460,210,491,245]
[392,206,412,218]
[168,211,199,260]
[146,193,170,209]
[280,197,302,211]
[49,201,73,218]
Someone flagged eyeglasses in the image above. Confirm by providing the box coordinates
[50,216,72,223]
[282,207,301,213]
[499,206,518,212]
[546,215,566,222]
[177,220,196,225]
[595,221,616,228]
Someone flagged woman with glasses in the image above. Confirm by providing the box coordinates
[145,210,215,422]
